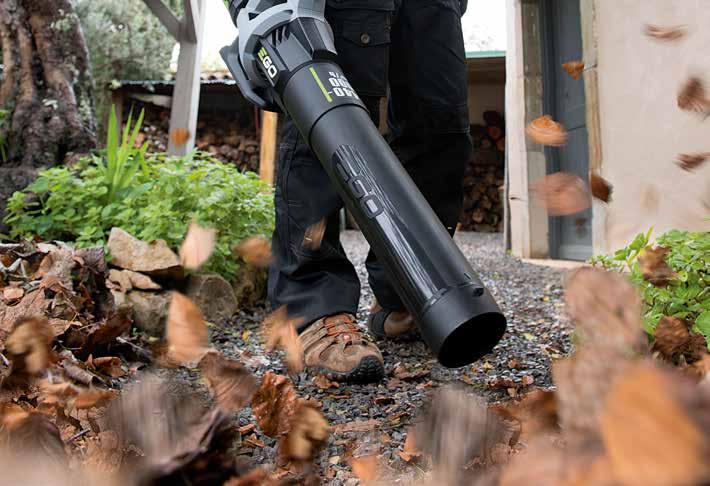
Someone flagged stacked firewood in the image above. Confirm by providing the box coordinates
[459,110,506,232]
[136,105,260,173]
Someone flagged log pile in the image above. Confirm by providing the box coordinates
[459,110,506,232]
[135,105,260,173]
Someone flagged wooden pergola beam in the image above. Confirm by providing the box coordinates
[143,0,181,40]
[182,0,201,43]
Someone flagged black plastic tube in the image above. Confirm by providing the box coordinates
[280,61,506,367]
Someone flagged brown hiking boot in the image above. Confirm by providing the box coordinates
[367,301,416,340]
[300,313,384,383]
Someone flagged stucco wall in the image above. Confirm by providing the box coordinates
[595,0,710,252]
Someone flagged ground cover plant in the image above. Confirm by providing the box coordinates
[591,229,710,346]
[4,109,274,282]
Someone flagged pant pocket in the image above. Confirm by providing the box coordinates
[326,6,393,97]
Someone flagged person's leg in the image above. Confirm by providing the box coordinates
[269,0,397,381]
[367,0,471,315]
[268,118,360,330]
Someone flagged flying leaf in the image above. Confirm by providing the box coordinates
[526,115,568,147]
[676,152,710,172]
[677,77,710,114]
[303,219,327,250]
[166,292,209,364]
[199,351,258,412]
[234,236,273,268]
[531,172,591,216]
[589,172,613,203]
[179,222,217,270]
[252,372,299,437]
[5,316,54,376]
[280,400,329,461]
[350,455,379,482]
[72,388,119,410]
[600,363,710,486]
[170,128,190,147]
[262,306,304,374]
[562,61,584,80]
[644,24,687,41]
[638,246,677,287]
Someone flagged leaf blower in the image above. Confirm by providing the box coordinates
[221,0,506,367]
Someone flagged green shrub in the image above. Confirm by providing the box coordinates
[4,151,275,282]
[591,229,710,346]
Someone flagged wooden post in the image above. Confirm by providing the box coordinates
[167,0,206,156]
[259,111,278,184]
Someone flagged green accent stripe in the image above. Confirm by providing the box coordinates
[465,50,506,59]
[310,67,333,103]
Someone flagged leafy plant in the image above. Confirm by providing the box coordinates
[0,109,9,162]
[98,106,149,203]
[591,229,710,345]
[5,152,274,282]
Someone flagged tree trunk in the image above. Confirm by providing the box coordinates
[0,0,97,225]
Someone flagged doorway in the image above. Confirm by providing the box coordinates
[540,0,592,261]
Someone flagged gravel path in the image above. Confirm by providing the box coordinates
[207,231,573,483]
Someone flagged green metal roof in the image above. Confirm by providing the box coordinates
[465,50,506,59]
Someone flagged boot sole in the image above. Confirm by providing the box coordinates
[312,356,385,384]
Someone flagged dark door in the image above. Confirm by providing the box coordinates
[541,0,592,260]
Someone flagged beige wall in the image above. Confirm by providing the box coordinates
[468,83,505,125]
[594,0,710,252]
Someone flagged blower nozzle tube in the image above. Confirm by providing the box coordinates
[222,0,506,367]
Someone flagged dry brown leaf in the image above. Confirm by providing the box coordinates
[39,380,81,408]
[88,356,126,378]
[652,316,706,363]
[526,115,568,147]
[262,306,304,374]
[280,400,329,461]
[5,316,54,376]
[686,355,710,383]
[224,469,281,486]
[166,292,209,364]
[313,374,339,390]
[644,24,687,41]
[562,61,584,80]
[502,389,558,442]
[589,172,613,203]
[72,388,119,410]
[600,363,710,486]
[639,246,677,287]
[350,455,379,482]
[398,430,422,463]
[251,372,300,438]
[4,412,67,465]
[678,77,710,114]
[171,128,190,147]
[234,236,273,268]
[199,351,258,412]
[532,172,591,216]
[393,363,430,381]
[676,152,710,172]
[179,222,216,270]
[303,218,327,250]
[564,267,644,347]
[521,375,535,387]
[2,286,24,303]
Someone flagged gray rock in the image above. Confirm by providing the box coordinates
[107,228,182,279]
[125,290,172,336]
[186,273,238,322]
[232,264,268,308]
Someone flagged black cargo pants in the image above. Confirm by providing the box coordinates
[268,0,472,330]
